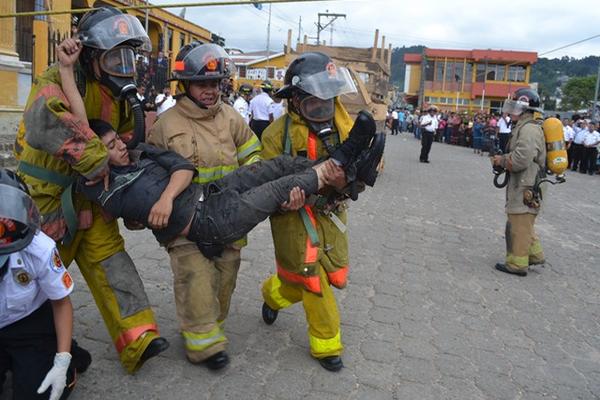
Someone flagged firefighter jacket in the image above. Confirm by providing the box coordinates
[261,99,354,294]
[504,113,546,215]
[147,96,262,247]
[15,64,134,241]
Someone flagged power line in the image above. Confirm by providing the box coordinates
[538,34,600,57]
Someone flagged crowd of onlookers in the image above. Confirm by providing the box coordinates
[387,107,600,175]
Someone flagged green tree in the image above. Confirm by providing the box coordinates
[560,75,597,111]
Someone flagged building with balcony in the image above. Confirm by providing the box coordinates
[404,48,538,114]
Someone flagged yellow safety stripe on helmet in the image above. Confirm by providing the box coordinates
[182,326,226,351]
[241,154,262,166]
[268,275,294,309]
[529,240,543,256]
[192,165,238,184]
[309,331,342,354]
[236,136,262,163]
[506,253,529,269]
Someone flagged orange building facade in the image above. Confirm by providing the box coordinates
[404,48,538,113]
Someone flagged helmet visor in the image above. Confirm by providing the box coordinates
[294,66,357,100]
[0,184,40,255]
[502,99,529,116]
[175,43,236,80]
[78,14,151,51]
[299,96,335,122]
[100,46,136,77]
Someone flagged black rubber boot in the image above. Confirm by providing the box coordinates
[140,337,170,363]
[262,302,278,325]
[331,110,376,167]
[317,356,344,372]
[495,263,527,277]
[204,351,230,370]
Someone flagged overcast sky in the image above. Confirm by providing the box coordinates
[154,0,600,59]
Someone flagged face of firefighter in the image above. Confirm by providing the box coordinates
[101,130,130,167]
[188,79,220,106]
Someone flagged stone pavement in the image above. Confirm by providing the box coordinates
[50,134,600,399]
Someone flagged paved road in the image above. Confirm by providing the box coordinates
[38,134,600,399]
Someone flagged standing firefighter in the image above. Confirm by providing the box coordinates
[492,88,547,276]
[260,52,382,371]
[14,7,168,373]
[147,42,262,369]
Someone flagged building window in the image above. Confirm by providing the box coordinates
[429,97,439,103]
[180,33,186,48]
[424,59,434,81]
[267,67,275,79]
[486,63,496,80]
[454,60,465,82]
[445,61,455,82]
[465,63,473,83]
[476,63,486,82]
[508,65,526,82]
[435,60,444,82]
[238,65,247,78]
[497,64,506,81]
[167,28,174,52]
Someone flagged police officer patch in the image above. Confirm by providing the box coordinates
[50,249,64,273]
[62,271,73,289]
[13,268,31,286]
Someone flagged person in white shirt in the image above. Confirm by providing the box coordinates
[155,86,176,116]
[0,169,91,400]
[419,106,438,163]
[571,118,588,172]
[498,113,512,153]
[390,109,399,135]
[562,118,575,168]
[582,122,600,175]
[268,96,285,122]
[249,80,274,139]
[233,83,253,124]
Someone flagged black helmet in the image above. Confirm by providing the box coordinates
[77,6,150,51]
[171,42,235,82]
[502,88,543,115]
[239,83,253,95]
[275,52,357,100]
[261,80,274,92]
[0,169,40,262]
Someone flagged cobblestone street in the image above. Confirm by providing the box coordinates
[62,134,600,400]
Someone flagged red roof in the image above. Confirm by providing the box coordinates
[404,48,537,64]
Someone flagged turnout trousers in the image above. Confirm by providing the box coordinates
[57,203,159,374]
[505,213,545,273]
[262,265,343,359]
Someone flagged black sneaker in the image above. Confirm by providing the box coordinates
[355,133,386,187]
[204,351,230,370]
[262,302,278,325]
[140,337,170,363]
[317,356,344,372]
[71,341,92,374]
[331,110,376,167]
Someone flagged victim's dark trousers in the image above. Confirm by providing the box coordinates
[0,301,77,400]
[420,131,435,161]
[187,155,319,247]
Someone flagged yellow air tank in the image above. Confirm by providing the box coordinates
[542,117,568,176]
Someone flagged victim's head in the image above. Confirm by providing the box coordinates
[88,119,131,166]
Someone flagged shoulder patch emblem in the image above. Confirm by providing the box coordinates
[51,249,64,273]
[62,271,73,290]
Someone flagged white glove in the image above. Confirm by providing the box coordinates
[37,352,72,400]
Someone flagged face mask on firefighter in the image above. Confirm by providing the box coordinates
[298,95,335,123]
[98,46,137,99]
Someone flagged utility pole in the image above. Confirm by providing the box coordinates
[144,0,149,33]
[593,58,600,121]
[266,3,272,72]
[315,11,345,45]
[297,16,301,42]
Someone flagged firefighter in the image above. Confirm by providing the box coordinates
[0,168,92,400]
[260,52,366,372]
[14,6,168,374]
[147,42,262,369]
[492,88,546,276]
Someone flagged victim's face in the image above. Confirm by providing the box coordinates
[101,130,130,166]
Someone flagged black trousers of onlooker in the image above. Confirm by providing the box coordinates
[499,133,510,154]
[567,142,573,168]
[391,119,399,135]
[584,147,598,175]
[250,119,271,141]
[0,301,76,400]
[571,143,584,172]
[420,131,434,162]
